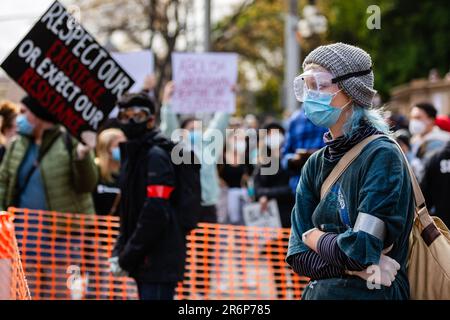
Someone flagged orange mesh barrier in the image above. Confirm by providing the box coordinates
[0,211,31,300]
[10,208,308,300]
[178,223,309,299]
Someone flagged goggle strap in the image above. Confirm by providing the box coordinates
[119,106,151,113]
[331,67,372,83]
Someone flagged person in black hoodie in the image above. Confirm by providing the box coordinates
[420,140,450,227]
[109,92,185,300]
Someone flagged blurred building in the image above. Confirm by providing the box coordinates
[389,71,450,116]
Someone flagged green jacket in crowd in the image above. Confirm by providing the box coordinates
[0,126,98,214]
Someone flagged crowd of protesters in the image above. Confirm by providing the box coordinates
[1,42,450,300]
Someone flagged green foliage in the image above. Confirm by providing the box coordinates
[214,0,450,114]
[255,77,282,116]
[212,0,285,116]
[323,0,450,99]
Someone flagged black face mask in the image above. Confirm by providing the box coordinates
[119,120,148,140]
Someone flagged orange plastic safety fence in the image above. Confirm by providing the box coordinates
[0,211,31,300]
[10,208,308,300]
[10,207,137,300]
[177,223,309,300]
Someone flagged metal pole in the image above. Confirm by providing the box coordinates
[199,0,212,122]
[204,0,211,52]
[284,0,300,112]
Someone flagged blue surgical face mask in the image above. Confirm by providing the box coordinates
[111,147,121,162]
[16,114,34,136]
[303,89,351,128]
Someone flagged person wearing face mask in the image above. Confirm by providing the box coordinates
[160,81,231,224]
[0,96,97,213]
[252,122,294,299]
[110,92,189,300]
[286,43,415,300]
[87,127,126,299]
[218,130,253,225]
[408,102,450,179]
[0,100,19,164]
[253,122,294,229]
[0,96,98,299]
[92,128,126,216]
[281,103,328,196]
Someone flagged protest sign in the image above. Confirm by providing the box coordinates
[243,200,282,229]
[112,50,154,92]
[171,52,238,114]
[0,0,134,141]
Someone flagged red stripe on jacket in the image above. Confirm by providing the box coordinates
[146,185,174,199]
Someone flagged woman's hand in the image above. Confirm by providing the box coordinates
[142,74,156,91]
[302,228,325,253]
[162,81,174,104]
[346,253,400,287]
[108,256,128,277]
[259,196,269,212]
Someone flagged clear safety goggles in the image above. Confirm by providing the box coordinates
[293,67,373,102]
[293,70,338,102]
[117,106,152,124]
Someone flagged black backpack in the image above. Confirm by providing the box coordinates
[157,142,202,233]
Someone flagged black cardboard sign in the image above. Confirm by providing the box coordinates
[1,1,135,140]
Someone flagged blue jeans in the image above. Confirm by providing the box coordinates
[136,282,176,300]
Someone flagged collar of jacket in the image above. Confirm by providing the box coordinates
[121,128,159,149]
[22,125,64,158]
[119,128,174,160]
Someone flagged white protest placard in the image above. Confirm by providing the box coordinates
[112,50,154,92]
[243,200,282,229]
[171,52,238,114]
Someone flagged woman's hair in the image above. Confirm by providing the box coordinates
[343,104,390,137]
[180,117,198,130]
[95,128,125,182]
[0,100,19,144]
[414,102,437,119]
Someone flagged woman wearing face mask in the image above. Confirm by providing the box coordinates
[0,96,98,299]
[160,82,231,224]
[0,96,97,214]
[0,100,19,163]
[218,130,253,225]
[286,43,415,300]
[252,122,294,229]
[252,122,295,299]
[93,128,126,215]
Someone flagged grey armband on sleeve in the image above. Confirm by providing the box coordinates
[353,212,386,241]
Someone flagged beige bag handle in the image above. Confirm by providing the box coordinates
[320,135,382,199]
[319,134,433,230]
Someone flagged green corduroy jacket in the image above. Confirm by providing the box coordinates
[0,126,98,214]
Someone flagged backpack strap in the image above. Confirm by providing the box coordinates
[109,193,121,216]
[320,134,384,200]
[15,132,63,204]
[63,131,74,160]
